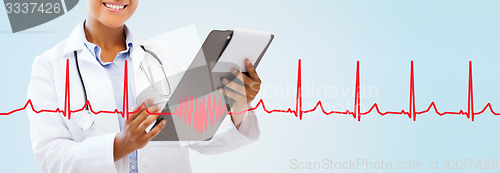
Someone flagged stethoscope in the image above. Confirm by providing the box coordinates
[74,45,171,130]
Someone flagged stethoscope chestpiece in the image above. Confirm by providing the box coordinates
[78,110,95,131]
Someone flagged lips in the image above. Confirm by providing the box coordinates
[102,2,128,11]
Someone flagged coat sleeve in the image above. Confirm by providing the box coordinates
[27,56,120,173]
[188,109,260,154]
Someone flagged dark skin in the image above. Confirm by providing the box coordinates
[86,0,166,162]
[86,0,262,162]
[222,60,262,129]
[84,20,127,62]
[113,102,165,161]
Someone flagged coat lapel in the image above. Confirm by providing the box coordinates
[130,42,148,101]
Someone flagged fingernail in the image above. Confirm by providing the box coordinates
[222,78,229,84]
[246,59,251,65]
[232,68,238,74]
[153,105,160,110]
[162,120,166,126]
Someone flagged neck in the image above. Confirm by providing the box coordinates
[84,18,126,49]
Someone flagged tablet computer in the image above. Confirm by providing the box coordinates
[151,29,274,141]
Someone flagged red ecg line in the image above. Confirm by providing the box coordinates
[246,59,500,121]
[1,59,499,130]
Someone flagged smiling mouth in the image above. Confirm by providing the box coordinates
[102,2,128,11]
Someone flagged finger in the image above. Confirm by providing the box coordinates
[131,106,159,129]
[145,119,166,139]
[137,114,160,132]
[231,68,253,85]
[244,86,258,99]
[245,59,261,82]
[129,109,150,129]
[219,88,247,103]
[145,98,155,107]
[222,78,247,96]
[231,68,261,93]
[127,106,146,123]
[129,98,154,119]
[246,80,261,93]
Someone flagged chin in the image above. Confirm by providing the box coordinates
[99,18,127,29]
[87,0,137,29]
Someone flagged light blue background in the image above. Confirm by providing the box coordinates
[1,0,500,172]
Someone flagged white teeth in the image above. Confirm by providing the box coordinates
[104,3,125,10]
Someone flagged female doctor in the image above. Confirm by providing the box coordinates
[27,0,261,172]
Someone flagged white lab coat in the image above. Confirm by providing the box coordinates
[27,22,260,173]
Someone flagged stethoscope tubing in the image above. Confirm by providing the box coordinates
[73,46,168,130]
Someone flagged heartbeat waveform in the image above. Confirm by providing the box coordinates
[1,58,500,131]
[248,59,499,121]
[174,95,227,133]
